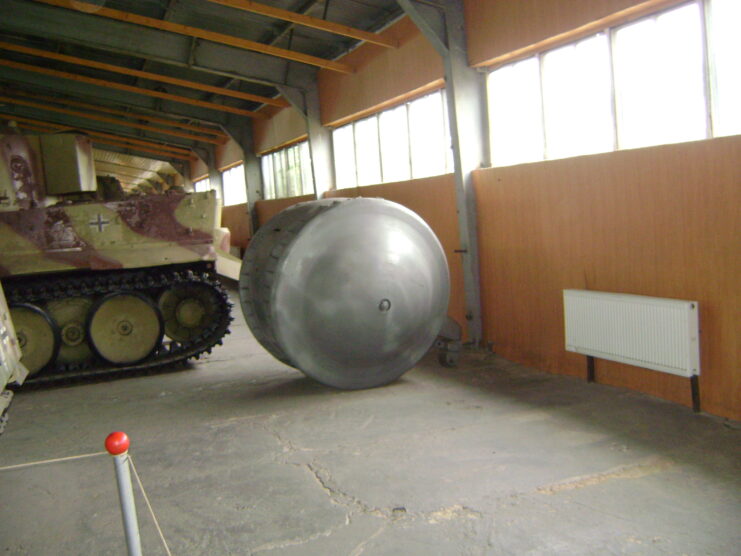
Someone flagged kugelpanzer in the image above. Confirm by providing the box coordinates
[0,128,231,383]
[239,197,451,389]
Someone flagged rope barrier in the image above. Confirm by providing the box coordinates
[0,451,106,472]
[129,455,173,556]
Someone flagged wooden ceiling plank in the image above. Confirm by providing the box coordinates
[0,112,195,157]
[10,120,192,161]
[0,58,267,119]
[205,0,398,48]
[33,0,354,73]
[0,40,289,107]
[9,87,229,140]
[0,94,224,144]
[11,90,228,138]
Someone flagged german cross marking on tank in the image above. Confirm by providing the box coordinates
[89,213,111,232]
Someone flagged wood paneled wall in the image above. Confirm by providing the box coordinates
[318,17,443,127]
[474,136,741,420]
[252,104,308,155]
[215,139,244,171]
[253,194,316,228]
[324,175,466,334]
[465,0,650,67]
[220,202,251,248]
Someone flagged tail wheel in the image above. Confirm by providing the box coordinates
[10,303,60,375]
[47,297,93,366]
[87,292,164,365]
[158,283,220,343]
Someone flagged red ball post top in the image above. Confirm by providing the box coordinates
[105,431,130,455]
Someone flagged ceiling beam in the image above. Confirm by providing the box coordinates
[0,40,289,108]
[11,120,194,162]
[205,0,397,48]
[0,94,225,145]
[2,0,318,90]
[94,160,171,177]
[5,89,227,138]
[97,169,165,188]
[0,67,234,127]
[33,0,354,74]
[96,167,161,181]
[0,112,197,159]
[0,58,266,119]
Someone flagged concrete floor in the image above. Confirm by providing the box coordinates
[1,285,739,555]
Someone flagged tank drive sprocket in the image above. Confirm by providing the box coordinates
[158,282,224,343]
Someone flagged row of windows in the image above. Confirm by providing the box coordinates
[332,90,454,188]
[193,165,247,207]
[211,0,738,202]
[488,0,739,166]
[260,141,315,200]
[253,90,455,199]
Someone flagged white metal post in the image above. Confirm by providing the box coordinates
[106,432,142,556]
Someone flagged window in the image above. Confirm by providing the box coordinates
[379,105,411,182]
[542,34,614,158]
[222,164,247,206]
[332,90,454,189]
[707,0,741,137]
[259,141,315,200]
[193,177,211,193]
[613,3,706,149]
[488,57,544,166]
[354,116,382,186]
[486,0,738,166]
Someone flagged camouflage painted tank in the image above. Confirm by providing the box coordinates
[0,280,27,432]
[0,129,231,383]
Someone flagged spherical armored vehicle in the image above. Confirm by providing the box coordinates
[239,197,452,389]
[0,129,231,383]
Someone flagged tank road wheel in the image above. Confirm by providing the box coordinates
[10,304,60,375]
[158,283,220,343]
[87,292,164,365]
[47,297,93,366]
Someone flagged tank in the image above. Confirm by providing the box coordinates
[0,281,27,433]
[0,129,231,383]
[239,198,450,389]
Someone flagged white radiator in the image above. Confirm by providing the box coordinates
[563,290,700,377]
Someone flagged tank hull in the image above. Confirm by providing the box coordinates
[0,191,218,277]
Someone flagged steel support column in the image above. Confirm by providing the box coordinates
[277,82,335,199]
[398,0,485,344]
[225,118,263,233]
[206,144,224,201]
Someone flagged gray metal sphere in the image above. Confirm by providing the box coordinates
[239,197,449,389]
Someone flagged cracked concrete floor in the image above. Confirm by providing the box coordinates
[1,284,739,555]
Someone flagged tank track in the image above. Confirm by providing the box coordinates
[2,261,232,387]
